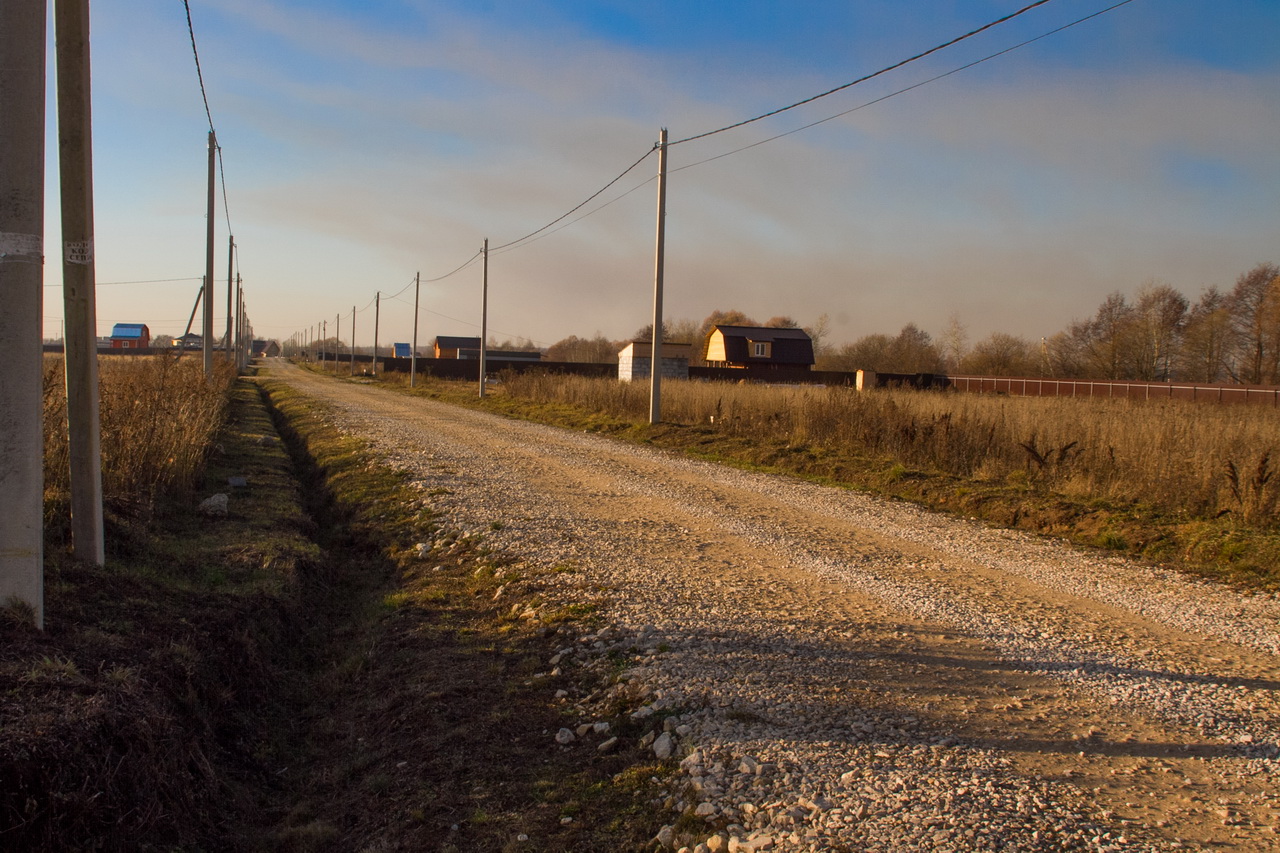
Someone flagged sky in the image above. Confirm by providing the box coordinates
[39,0,1280,351]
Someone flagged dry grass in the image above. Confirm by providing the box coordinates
[498,372,1279,524]
[42,355,235,511]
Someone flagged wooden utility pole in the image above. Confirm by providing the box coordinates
[56,0,105,566]
[372,291,380,376]
[203,131,215,375]
[649,128,669,425]
[0,0,47,625]
[410,272,420,387]
[479,239,488,398]
[224,235,234,357]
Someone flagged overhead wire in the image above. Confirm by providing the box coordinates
[669,0,1058,147]
[489,146,656,252]
[671,0,1137,175]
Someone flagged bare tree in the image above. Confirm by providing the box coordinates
[1226,262,1280,384]
[937,312,968,373]
[1177,286,1232,382]
[1127,281,1187,381]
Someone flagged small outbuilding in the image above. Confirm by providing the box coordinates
[109,322,150,349]
[618,340,692,382]
[393,342,413,358]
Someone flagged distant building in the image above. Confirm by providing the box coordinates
[252,339,281,357]
[174,333,203,350]
[393,342,413,358]
[703,325,814,371]
[434,335,540,362]
[434,336,481,359]
[618,341,692,382]
[109,323,150,349]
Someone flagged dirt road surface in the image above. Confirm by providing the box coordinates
[271,363,1280,852]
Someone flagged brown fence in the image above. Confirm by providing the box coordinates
[943,375,1280,406]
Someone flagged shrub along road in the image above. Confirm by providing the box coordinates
[272,361,1280,852]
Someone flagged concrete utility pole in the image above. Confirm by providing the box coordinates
[649,128,669,425]
[57,0,105,566]
[203,131,215,375]
[350,305,356,376]
[0,0,47,626]
[410,272,420,387]
[334,313,340,374]
[224,235,234,357]
[234,272,243,369]
[479,238,488,398]
[372,291,380,376]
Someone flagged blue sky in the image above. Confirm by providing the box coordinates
[43,0,1280,350]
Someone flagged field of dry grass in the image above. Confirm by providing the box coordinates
[495,373,1278,525]
[42,355,235,514]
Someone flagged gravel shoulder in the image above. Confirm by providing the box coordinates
[272,364,1280,852]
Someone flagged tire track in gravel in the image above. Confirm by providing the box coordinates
[272,365,1280,851]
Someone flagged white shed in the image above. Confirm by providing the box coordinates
[618,341,692,381]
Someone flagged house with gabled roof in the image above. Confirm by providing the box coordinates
[109,323,150,349]
[703,325,814,371]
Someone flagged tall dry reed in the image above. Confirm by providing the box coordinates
[499,372,1279,522]
[42,355,235,509]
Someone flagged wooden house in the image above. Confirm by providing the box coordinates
[703,325,814,371]
[109,323,150,349]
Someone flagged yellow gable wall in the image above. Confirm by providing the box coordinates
[705,330,728,362]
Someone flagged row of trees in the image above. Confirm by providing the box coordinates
[520,261,1280,385]
[723,262,1277,384]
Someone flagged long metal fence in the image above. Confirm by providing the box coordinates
[943,375,1280,406]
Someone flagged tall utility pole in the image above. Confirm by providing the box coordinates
[234,272,243,369]
[334,313,340,374]
[203,131,216,375]
[372,291,380,376]
[649,128,669,425]
[57,0,105,566]
[0,0,47,626]
[224,235,234,356]
[322,319,327,366]
[479,239,488,398]
[350,305,356,376]
[410,272,420,387]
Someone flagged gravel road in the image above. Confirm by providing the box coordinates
[271,364,1280,852]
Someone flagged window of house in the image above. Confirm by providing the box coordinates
[751,341,771,358]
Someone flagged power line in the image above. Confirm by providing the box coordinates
[672,0,1137,175]
[182,0,215,133]
[669,0,1060,147]
[490,146,656,252]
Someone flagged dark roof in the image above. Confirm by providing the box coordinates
[436,336,481,350]
[712,325,814,366]
[457,349,542,361]
[110,323,148,339]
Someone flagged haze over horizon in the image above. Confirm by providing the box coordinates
[40,0,1280,352]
